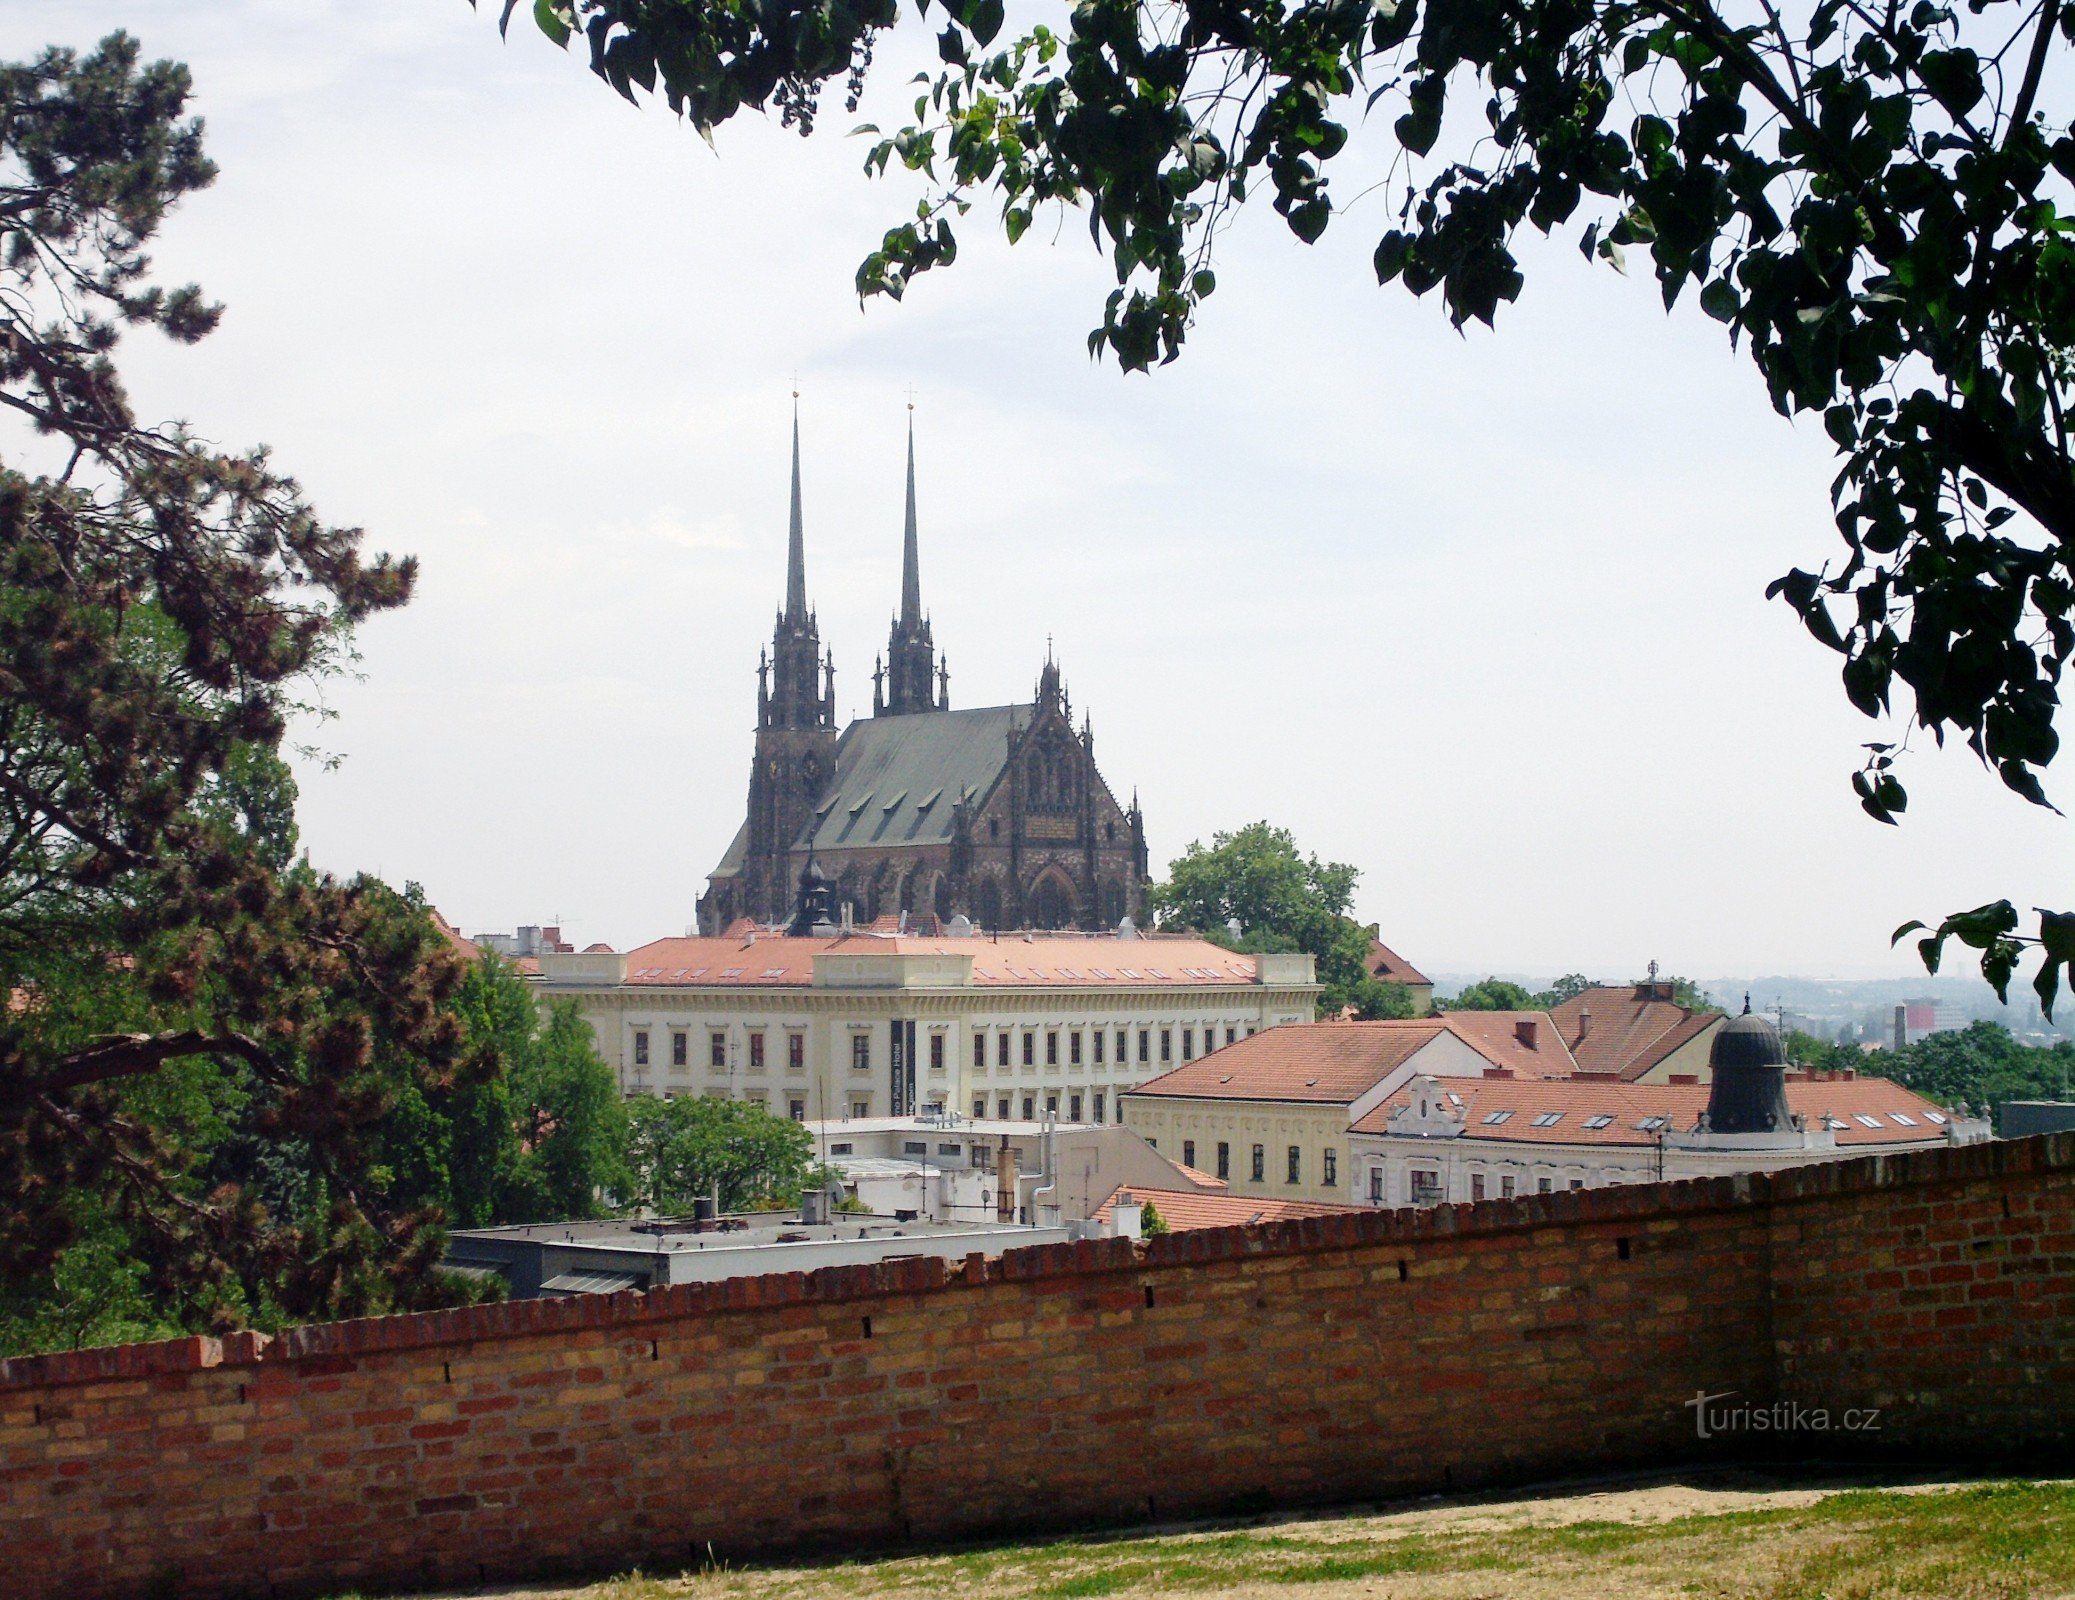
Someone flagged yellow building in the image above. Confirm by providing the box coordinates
[534,932,1318,1123]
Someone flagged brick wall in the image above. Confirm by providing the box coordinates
[4,1135,2070,1600]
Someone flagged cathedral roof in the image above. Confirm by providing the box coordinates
[610,932,1272,987]
[791,702,1032,857]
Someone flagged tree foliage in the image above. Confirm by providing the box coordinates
[494,0,2075,1000]
[0,34,481,1330]
[1148,820,1410,1017]
[621,1095,820,1213]
[1877,1018,2075,1110]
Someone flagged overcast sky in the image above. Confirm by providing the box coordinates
[9,0,2068,980]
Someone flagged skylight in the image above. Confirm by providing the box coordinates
[1854,1113,1884,1128]
[1119,968,1142,980]
[1635,1115,1670,1131]
[1924,1110,1948,1124]
[720,967,744,978]
[1481,1110,1514,1125]
[1057,968,1082,980]
[1091,968,1115,980]
[1888,1112,1918,1126]
[1581,1114,1615,1130]
[1531,1111,1564,1127]
[1148,968,1171,979]
[761,968,786,979]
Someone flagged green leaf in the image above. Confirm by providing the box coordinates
[1699,279,1738,322]
[534,0,572,47]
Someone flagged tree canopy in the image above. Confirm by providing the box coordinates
[0,35,522,1337]
[1150,821,1414,1017]
[621,1094,822,1214]
[491,0,2075,1007]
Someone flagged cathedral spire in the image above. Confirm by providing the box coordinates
[880,402,943,716]
[785,397,808,621]
[900,409,922,630]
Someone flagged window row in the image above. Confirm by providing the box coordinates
[970,1024,1252,1072]
[969,1090,1118,1124]
[630,1028,807,1072]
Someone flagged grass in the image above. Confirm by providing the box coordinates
[346,1478,2075,1600]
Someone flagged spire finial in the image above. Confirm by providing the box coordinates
[785,400,807,620]
[899,407,922,629]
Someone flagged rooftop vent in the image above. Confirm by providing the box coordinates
[1515,1018,1539,1048]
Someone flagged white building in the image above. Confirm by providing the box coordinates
[534,931,1318,1122]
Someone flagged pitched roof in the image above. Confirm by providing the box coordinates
[1091,1183,1363,1233]
[1545,984,1725,1079]
[429,908,481,961]
[1366,936,1431,988]
[1125,1021,1447,1103]
[1435,1011,1577,1076]
[608,932,1279,988]
[1352,1073,1960,1146]
[794,704,1030,857]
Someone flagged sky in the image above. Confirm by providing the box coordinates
[7,0,2068,980]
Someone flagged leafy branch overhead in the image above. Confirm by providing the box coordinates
[495,0,2075,1002]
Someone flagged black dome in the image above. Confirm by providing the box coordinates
[1710,1010,1786,1072]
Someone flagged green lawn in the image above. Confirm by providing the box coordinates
[348,1477,2075,1600]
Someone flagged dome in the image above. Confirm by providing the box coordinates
[1709,1009,1786,1073]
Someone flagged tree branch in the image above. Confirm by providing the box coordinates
[11,1026,272,1098]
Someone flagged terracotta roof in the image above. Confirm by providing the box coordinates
[607,933,1279,989]
[429,909,480,961]
[1435,1011,1577,1076]
[582,942,616,954]
[1125,1021,1447,1103]
[1366,936,1431,988]
[1545,984,1725,1080]
[1091,1183,1364,1233]
[1169,1163,1230,1192]
[1352,1073,1961,1146]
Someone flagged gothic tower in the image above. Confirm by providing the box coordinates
[744,406,839,921]
[875,411,949,716]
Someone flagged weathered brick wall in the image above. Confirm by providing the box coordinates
[4,1135,2070,1600]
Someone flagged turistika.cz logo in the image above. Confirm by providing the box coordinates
[1684,1390,1883,1439]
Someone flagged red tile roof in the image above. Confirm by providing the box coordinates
[1366,936,1431,988]
[1125,1021,1447,1103]
[1091,1183,1364,1232]
[1352,1073,1960,1146]
[429,909,480,961]
[609,933,1279,989]
[1545,984,1724,1079]
[1435,1011,1577,1076]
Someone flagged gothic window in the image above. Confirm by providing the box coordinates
[1028,872,1075,930]
[934,876,954,920]
[1106,821,1116,844]
[1101,880,1126,925]
[988,817,1000,840]
[899,871,918,914]
[975,877,1002,930]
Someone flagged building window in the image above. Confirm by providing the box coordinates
[710,1031,727,1069]
[1217,1142,1230,1180]
[1322,1149,1338,1187]
[1570,1178,1585,1191]
[1410,1169,1444,1205]
[1045,1092,1059,1116]
[1022,1032,1035,1067]
[930,1033,945,1072]
[1046,1031,1059,1067]
[1160,1029,1172,1062]
[829,1141,853,1155]
[1369,1167,1384,1203]
[1093,1030,1106,1065]
[1287,1146,1302,1184]
[973,1035,986,1070]
[1138,1029,1151,1064]
[998,1096,1011,1118]
[973,1095,986,1119]
[670,1030,687,1068]
[1070,1031,1083,1066]
[1251,1144,1265,1182]
[848,1096,870,1119]
[1093,1091,1106,1122]
[1502,1176,1517,1198]
[1537,1177,1553,1194]
[788,1032,805,1071]
[852,1034,871,1072]
[997,1032,1010,1067]
[1471,1174,1486,1201]
[1181,1029,1194,1061]
[633,1030,650,1067]
[1119,1030,1131,1065]
[1022,1094,1036,1120]
[748,1031,766,1070]
[1226,1027,1237,1047]
[1070,1093,1084,1122]
[788,1097,806,1121]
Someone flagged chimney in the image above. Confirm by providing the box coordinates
[1110,1190,1144,1240]
[1515,1018,1538,1049]
[1893,1003,1907,1051]
[996,1136,1015,1223]
[1576,1007,1592,1044]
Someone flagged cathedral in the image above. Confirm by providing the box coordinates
[698,413,1149,934]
